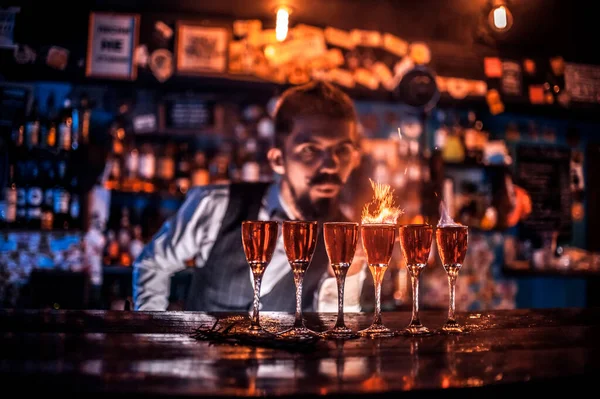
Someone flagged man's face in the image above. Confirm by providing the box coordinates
[270,116,360,217]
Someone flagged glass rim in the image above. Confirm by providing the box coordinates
[435,224,469,230]
[361,223,397,228]
[323,221,359,226]
[399,223,433,228]
[282,220,318,225]
[242,220,279,225]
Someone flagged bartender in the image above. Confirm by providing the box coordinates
[133,81,367,312]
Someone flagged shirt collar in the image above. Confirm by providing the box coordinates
[263,181,294,220]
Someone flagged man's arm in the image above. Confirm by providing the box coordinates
[132,186,228,311]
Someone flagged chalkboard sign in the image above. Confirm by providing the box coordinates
[516,145,572,241]
[163,94,215,130]
[565,62,600,104]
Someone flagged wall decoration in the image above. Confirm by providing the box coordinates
[86,12,140,80]
[175,22,230,75]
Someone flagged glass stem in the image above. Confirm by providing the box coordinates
[251,272,263,329]
[293,267,305,328]
[333,264,349,329]
[410,268,421,326]
[447,273,457,323]
[373,268,383,326]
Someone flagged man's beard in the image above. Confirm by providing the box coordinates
[295,192,339,221]
[286,174,342,221]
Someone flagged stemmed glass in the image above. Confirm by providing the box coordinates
[435,225,469,333]
[398,224,433,336]
[322,222,359,339]
[279,220,320,340]
[241,220,279,336]
[358,223,396,338]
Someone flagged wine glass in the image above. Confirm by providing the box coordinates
[241,220,279,336]
[398,224,434,336]
[435,225,469,334]
[322,222,359,339]
[358,223,396,338]
[279,220,320,340]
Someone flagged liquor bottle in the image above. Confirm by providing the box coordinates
[157,143,176,193]
[210,152,232,185]
[175,142,191,195]
[14,154,27,229]
[191,150,210,187]
[53,159,71,230]
[138,143,156,193]
[79,93,92,147]
[241,138,260,182]
[44,94,58,150]
[129,225,144,261]
[123,144,139,192]
[104,230,119,266]
[58,98,73,152]
[40,156,55,231]
[2,164,17,228]
[25,158,42,230]
[118,207,132,267]
[69,175,81,230]
[25,101,40,149]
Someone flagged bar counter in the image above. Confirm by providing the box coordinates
[1,307,599,397]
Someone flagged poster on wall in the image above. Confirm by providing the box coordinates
[175,22,229,75]
[0,7,19,48]
[86,12,140,80]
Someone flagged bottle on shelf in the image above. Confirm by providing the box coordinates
[2,164,17,228]
[44,93,57,150]
[52,158,71,230]
[157,143,176,194]
[25,100,40,149]
[175,142,191,195]
[191,150,210,187]
[138,143,156,193]
[58,98,73,153]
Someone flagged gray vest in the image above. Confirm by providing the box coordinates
[184,182,332,312]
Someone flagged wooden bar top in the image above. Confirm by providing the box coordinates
[1,307,599,397]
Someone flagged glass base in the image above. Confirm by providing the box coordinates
[399,323,433,336]
[245,325,276,338]
[358,324,395,338]
[277,326,322,341]
[322,326,358,340]
[439,320,464,334]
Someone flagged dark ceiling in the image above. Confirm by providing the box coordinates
[84,0,592,62]
[7,0,595,65]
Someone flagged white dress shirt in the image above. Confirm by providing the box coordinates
[132,182,367,312]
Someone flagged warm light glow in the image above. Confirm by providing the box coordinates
[493,6,508,29]
[361,179,404,224]
[488,1,513,32]
[264,45,276,59]
[275,6,289,42]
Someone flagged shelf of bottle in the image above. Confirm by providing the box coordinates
[502,263,600,279]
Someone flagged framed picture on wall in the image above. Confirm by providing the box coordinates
[175,22,230,76]
[86,12,140,80]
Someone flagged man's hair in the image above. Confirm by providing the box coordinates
[273,80,358,149]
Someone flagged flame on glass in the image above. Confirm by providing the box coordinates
[361,179,403,224]
[437,200,461,227]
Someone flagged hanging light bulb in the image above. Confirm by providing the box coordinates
[275,6,290,42]
[488,0,513,32]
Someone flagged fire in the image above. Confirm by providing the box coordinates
[361,179,403,224]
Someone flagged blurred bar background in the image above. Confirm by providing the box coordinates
[1,0,599,311]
